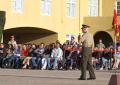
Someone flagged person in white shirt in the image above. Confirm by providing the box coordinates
[8,35,17,47]
[51,43,63,69]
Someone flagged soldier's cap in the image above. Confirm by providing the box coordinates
[81,24,90,29]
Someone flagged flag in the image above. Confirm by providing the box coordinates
[113,0,119,37]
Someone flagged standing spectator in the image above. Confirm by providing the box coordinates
[96,39,106,70]
[8,35,17,47]
[70,36,76,46]
[96,39,105,49]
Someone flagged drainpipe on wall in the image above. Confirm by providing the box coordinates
[0,11,6,43]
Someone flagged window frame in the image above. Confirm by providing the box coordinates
[12,0,23,13]
[88,0,98,16]
[117,1,120,16]
[41,0,51,16]
[66,0,76,17]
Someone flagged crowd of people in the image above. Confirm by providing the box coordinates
[0,35,119,71]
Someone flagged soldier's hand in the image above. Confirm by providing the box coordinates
[78,33,81,42]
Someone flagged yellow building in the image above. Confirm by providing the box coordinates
[0,0,119,47]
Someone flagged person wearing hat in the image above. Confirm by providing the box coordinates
[78,24,96,80]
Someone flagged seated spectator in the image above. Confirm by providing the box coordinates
[2,44,14,68]
[42,45,52,70]
[22,44,36,69]
[19,44,29,69]
[31,43,45,69]
[99,51,110,70]
[46,43,55,70]
[66,44,79,70]
[8,44,20,69]
[51,43,63,70]
[0,43,6,68]
[112,46,120,69]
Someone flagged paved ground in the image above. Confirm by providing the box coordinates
[0,69,120,85]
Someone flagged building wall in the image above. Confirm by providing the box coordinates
[30,34,58,45]
[84,0,120,42]
[84,17,114,39]
[0,0,118,44]
[102,0,114,16]
[0,0,80,44]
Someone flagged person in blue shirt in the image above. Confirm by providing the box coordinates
[113,46,120,69]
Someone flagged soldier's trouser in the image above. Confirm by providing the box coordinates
[80,47,96,79]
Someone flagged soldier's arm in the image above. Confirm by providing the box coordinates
[92,39,94,51]
[79,34,86,44]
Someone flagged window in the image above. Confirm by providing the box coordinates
[41,0,51,16]
[88,0,98,16]
[117,1,120,16]
[66,0,76,17]
[12,0,23,13]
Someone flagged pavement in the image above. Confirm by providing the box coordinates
[0,69,120,85]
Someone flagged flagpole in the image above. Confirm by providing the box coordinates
[113,0,119,73]
[114,34,117,74]
[108,0,120,85]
